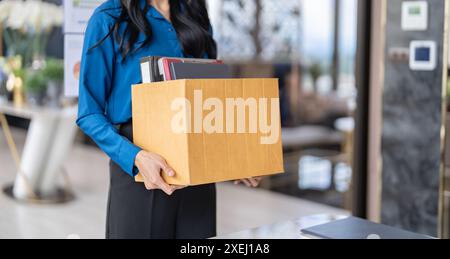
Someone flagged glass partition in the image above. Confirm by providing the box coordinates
[208,0,358,211]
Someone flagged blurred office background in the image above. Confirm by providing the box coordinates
[0,0,449,239]
[209,0,358,210]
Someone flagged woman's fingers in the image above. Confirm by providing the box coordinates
[154,160,177,195]
[234,179,248,186]
[247,178,259,187]
[155,178,175,195]
[144,182,157,190]
[136,150,181,195]
[250,177,262,187]
[163,165,176,177]
[144,176,184,194]
[241,179,252,187]
[234,178,262,188]
[142,172,157,190]
[157,157,176,177]
[142,164,173,195]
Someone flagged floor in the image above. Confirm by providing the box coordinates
[0,127,347,239]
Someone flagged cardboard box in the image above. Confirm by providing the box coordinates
[132,79,284,186]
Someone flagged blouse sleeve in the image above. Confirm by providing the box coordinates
[76,12,141,177]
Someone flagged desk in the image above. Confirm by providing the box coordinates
[216,214,348,239]
[0,100,78,201]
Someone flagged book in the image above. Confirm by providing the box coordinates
[170,62,232,80]
[140,56,228,83]
[140,56,163,83]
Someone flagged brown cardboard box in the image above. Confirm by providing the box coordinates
[132,79,284,186]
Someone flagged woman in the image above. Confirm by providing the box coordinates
[77,0,261,239]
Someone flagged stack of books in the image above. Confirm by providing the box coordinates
[140,56,232,83]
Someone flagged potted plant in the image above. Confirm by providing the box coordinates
[43,58,64,107]
[0,0,63,66]
[24,70,47,106]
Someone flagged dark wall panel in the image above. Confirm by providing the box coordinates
[381,0,446,236]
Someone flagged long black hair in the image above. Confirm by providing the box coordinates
[93,0,217,59]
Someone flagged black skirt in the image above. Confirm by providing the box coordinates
[106,122,216,239]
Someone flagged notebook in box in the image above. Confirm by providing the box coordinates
[169,62,232,80]
[159,57,225,80]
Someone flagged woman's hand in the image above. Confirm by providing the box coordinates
[135,150,184,195]
[234,177,263,188]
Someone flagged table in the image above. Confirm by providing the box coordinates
[216,214,348,239]
[0,100,78,201]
